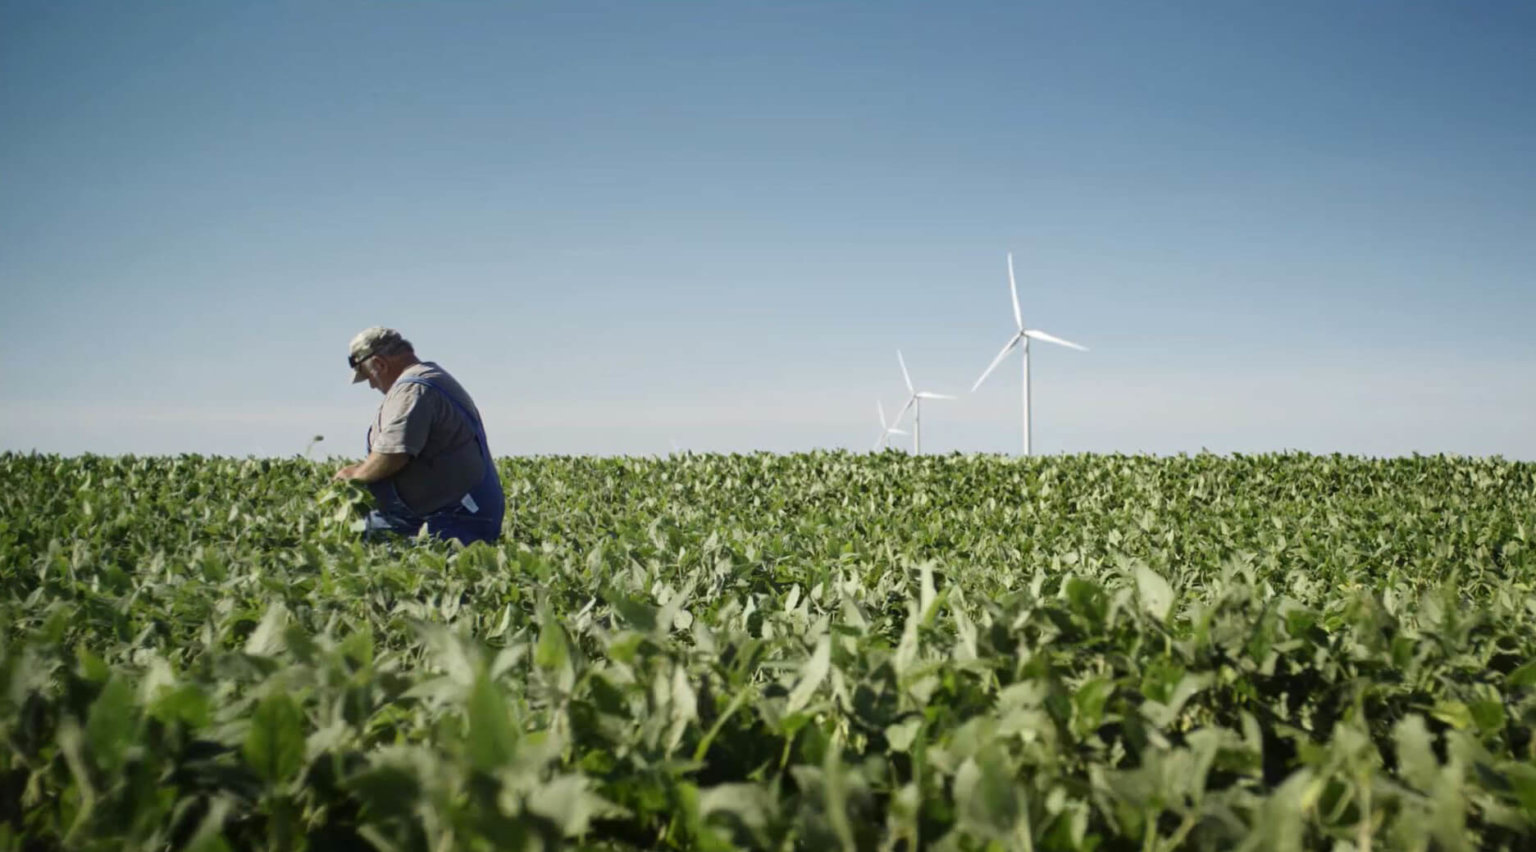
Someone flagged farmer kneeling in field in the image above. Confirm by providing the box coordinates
[333,326,505,546]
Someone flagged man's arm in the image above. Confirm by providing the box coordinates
[333,451,411,483]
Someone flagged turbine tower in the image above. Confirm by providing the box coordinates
[971,252,1088,455]
[895,350,954,455]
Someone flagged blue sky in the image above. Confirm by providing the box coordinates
[3,1,1533,458]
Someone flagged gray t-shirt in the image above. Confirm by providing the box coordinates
[368,362,487,515]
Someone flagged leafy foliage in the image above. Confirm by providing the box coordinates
[2,451,1534,850]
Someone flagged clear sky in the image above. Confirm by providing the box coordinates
[3,1,1533,459]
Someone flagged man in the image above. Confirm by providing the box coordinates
[334,327,505,546]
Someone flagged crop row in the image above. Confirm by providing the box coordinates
[1,452,1534,850]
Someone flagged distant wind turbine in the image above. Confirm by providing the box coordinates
[872,400,909,451]
[895,350,955,455]
[971,252,1088,455]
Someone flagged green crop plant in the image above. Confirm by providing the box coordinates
[2,451,1534,850]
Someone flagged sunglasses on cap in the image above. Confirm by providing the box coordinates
[347,350,376,370]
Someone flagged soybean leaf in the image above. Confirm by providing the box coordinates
[244,692,306,784]
[1134,562,1175,622]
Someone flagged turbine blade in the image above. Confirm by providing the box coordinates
[897,350,914,394]
[971,333,1023,392]
[917,392,956,400]
[887,428,908,436]
[1008,252,1023,331]
[877,400,889,429]
[1024,329,1089,351]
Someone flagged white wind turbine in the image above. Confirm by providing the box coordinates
[971,252,1088,456]
[895,350,955,455]
[872,400,909,451]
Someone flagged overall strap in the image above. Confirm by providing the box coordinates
[394,376,488,449]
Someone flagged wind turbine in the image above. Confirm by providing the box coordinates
[971,252,1088,456]
[895,350,955,454]
[872,400,909,451]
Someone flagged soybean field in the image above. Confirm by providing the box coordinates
[2,451,1535,851]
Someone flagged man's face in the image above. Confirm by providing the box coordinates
[362,355,388,394]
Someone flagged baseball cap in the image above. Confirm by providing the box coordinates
[347,327,409,383]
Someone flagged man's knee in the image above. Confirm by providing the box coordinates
[362,509,423,540]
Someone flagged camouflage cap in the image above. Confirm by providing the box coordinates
[347,327,412,384]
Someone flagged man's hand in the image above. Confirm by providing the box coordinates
[333,452,410,484]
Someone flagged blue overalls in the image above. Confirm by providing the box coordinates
[362,377,505,546]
